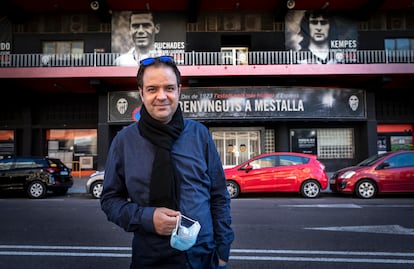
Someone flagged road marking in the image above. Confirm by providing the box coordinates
[280,204,362,208]
[305,224,414,235]
[232,249,414,257]
[0,245,414,264]
[0,245,130,251]
[229,255,414,264]
[0,251,130,257]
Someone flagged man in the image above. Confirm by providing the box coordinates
[114,12,161,66]
[348,94,359,111]
[101,56,234,269]
[298,11,337,64]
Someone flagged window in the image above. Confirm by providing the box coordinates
[317,128,354,159]
[264,129,275,153]
[220,47,248,65]
[0,130,15,157]
[390,136,413,151]
[188,13,275,32]
[206,15,217,31]
[0,159,13,171]
[211,128,261,168]
[386,152,414,168]
[384,38,413,63]
[46,129,97,170]
[385,38,412,51]
[279,155,309,166]
[250,156,276,169]
[42,41,84,61]
[14,158,36,169]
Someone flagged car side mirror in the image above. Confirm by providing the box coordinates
[245,164,253,172]
[377,162,390,169]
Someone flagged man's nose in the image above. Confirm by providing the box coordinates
[156,89,167,99]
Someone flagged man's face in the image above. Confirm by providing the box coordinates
[139,65,180,124]
[116,98,128,114]
[130,13,160,50]
[309,15,330,43]
[349,95,359,111]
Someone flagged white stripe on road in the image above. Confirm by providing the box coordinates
[0,245,130,251]
[0,245,414,264]
[0,251,130,257]
[230,255,414,264]
[280,204,362,208]
[305,224,414,235]
[231,249,414,257]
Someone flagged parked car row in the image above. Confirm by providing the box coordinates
[86,150,414,200]
[0,156,73,199]
[3,150,412,200]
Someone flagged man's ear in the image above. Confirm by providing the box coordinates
[154,23,160,34]
[139,87,144,99]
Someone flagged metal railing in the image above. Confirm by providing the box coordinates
[0,50,413,68]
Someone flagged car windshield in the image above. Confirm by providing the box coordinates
[356,152,392,166]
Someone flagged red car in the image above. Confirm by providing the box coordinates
[224,152,328,198]
[330,150,414,199]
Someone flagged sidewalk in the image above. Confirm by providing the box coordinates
[68,170,96,194]
[68,176,89,194]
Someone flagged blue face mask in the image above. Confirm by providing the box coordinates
[170,215,201,251]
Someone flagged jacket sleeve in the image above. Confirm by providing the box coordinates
[206,133,235,261]
[100,133,156,234]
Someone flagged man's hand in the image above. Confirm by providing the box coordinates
[153,207,180,236]
[218,258,227,267]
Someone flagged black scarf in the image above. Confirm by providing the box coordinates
[138,105,184,210]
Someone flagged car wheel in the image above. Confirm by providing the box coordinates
[90,180,103,199]
[27,181,47,199]
[355,179,377,199]
[301,180,321,198]
[226,180,240,199]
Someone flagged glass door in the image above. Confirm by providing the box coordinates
[212,129,260,168]
[220,47,248,65]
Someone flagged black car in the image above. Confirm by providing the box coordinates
[0,157,73,198]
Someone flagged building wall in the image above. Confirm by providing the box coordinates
[186,32,285,51]
[13,33,111,54]
[1,10,413,172]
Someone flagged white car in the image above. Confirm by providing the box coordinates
[85,171,104,199]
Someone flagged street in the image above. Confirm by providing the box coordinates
[0,191,414,269]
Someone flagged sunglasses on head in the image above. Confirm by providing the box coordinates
[309,19,329,25]
[140,56,175,66]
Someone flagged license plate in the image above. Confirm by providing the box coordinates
[60,171,69,176]
[329,179,336,184]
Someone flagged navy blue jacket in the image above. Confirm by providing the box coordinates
[101,119,234,268]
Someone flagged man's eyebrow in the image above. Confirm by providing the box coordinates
[143,83,177,89]
[131,22,152,25]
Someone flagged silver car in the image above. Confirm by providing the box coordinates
[85,171,104,199]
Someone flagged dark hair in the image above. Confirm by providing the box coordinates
[129,11,157,25]
[298,10,337,51]
[136,57,181,89]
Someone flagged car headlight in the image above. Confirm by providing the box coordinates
[339,170,356,179]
